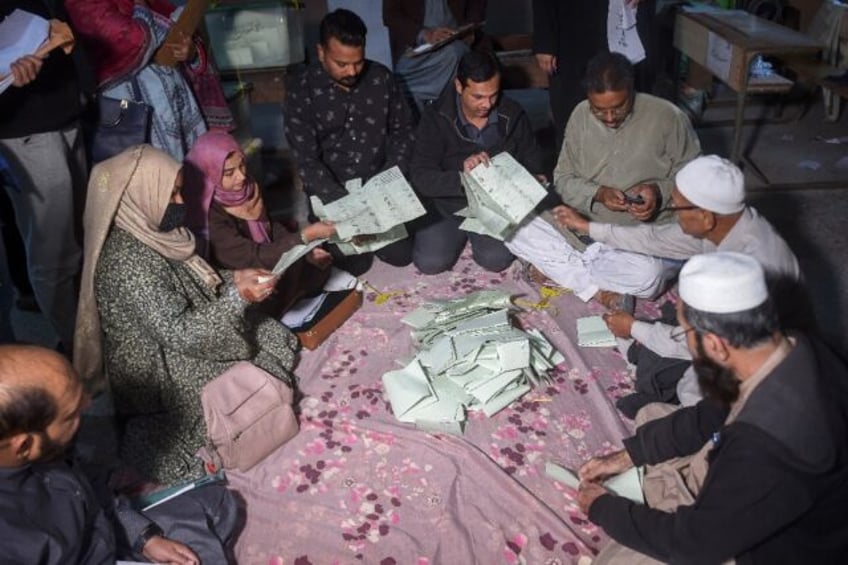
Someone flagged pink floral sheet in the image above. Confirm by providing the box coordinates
[229,249,664,564]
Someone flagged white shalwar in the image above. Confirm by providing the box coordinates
[505,215,676,302]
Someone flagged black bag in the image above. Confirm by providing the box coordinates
[90,77,151,164]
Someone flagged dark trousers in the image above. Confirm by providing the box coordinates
[412,212,514,275]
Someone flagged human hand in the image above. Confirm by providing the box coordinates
[578,449,634,483]
[594,186,628,212]
[626,183,660,222]
[142,535,199,565]
[463,151,491,172]
[234,268,278,302]
[167,31,194,62]
[577,480,610,515]
[602,311,635,338]
[553,205,589,233]
[10,55,43,87]
[422,27,455,44]
[306,247,333,269]
[301,220,336,242]
[534,53,558,75]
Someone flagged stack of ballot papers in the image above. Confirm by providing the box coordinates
[545,461,644,504]
[310,166,426,255]
[457,152,548,240]
[577,316,617,348]
[382,290,566,434]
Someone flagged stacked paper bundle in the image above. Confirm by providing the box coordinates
[456,152,548,240]
[382,290,565,434]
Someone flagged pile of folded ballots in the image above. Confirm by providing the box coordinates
[382,290,566,434]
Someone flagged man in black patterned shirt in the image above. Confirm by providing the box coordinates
[285,9,416,275]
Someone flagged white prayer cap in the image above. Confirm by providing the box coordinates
[679,252,768,313]
[675,155,745,214]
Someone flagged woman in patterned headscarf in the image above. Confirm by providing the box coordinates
[183,131,336,317]
[74,144,297,484]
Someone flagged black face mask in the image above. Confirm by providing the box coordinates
[159,203,186,232]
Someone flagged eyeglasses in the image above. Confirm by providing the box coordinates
[660,204,701,213]
[670,326,696,340]
[588,97,632,121]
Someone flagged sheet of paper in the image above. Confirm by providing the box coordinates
[607,0,646,64]
[545,461,581,490]
[322,267,358,292]
[458,152,547,239]
[281,293,328,328]
[547,461,644,504]
[271,239,326,275]
[312,166,425,241]
[577,316,617,348]
[605,466,644,504]
[0,10,49,74]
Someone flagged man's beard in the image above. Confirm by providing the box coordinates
[693,335,740,407]
[336,75,358,88]
[37,433,72,463]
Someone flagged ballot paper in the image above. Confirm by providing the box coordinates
[546,461,645,504]
[577,316,617,348]
[270,238,326,276]
[383,290,566,433]
[458,152,548,240]
[310,166,426,255]
[607,0,646,64]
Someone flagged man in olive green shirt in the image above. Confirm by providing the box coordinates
[505,51,700,306]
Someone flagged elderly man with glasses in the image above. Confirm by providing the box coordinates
[504,50,700,313]
[557,155,801,415]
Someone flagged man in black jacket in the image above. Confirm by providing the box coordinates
[576,252,848,564]
[409,50,544,274]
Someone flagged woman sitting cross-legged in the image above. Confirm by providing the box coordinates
[74,144,298,485]
[184,131,337,317]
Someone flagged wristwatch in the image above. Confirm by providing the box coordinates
[133,523,164,554]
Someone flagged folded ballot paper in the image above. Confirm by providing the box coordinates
[546,461,645,504]
[382,290,566,434]
[577,315,618,348]
[457,152,548,241]
[310,166,426,255]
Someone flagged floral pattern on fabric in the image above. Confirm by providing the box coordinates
[228,247,675,563]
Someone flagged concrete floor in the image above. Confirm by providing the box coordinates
[2,88,847,356]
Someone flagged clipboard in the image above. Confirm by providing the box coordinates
[405,21,484,58]
[154,0,210,67]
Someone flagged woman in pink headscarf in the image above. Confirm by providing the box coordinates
[183,131,336,317]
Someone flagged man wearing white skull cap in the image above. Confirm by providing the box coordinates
[574,252,848,565]
[558,155,802,411]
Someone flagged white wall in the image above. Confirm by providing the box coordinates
[326,0,394,68]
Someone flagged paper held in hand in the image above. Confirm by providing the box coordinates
[310,166,426,256]
[457,152,548,241]
[0,10,75,95]
[546,461,645,504]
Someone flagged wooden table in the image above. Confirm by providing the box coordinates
[674,10,823,164]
